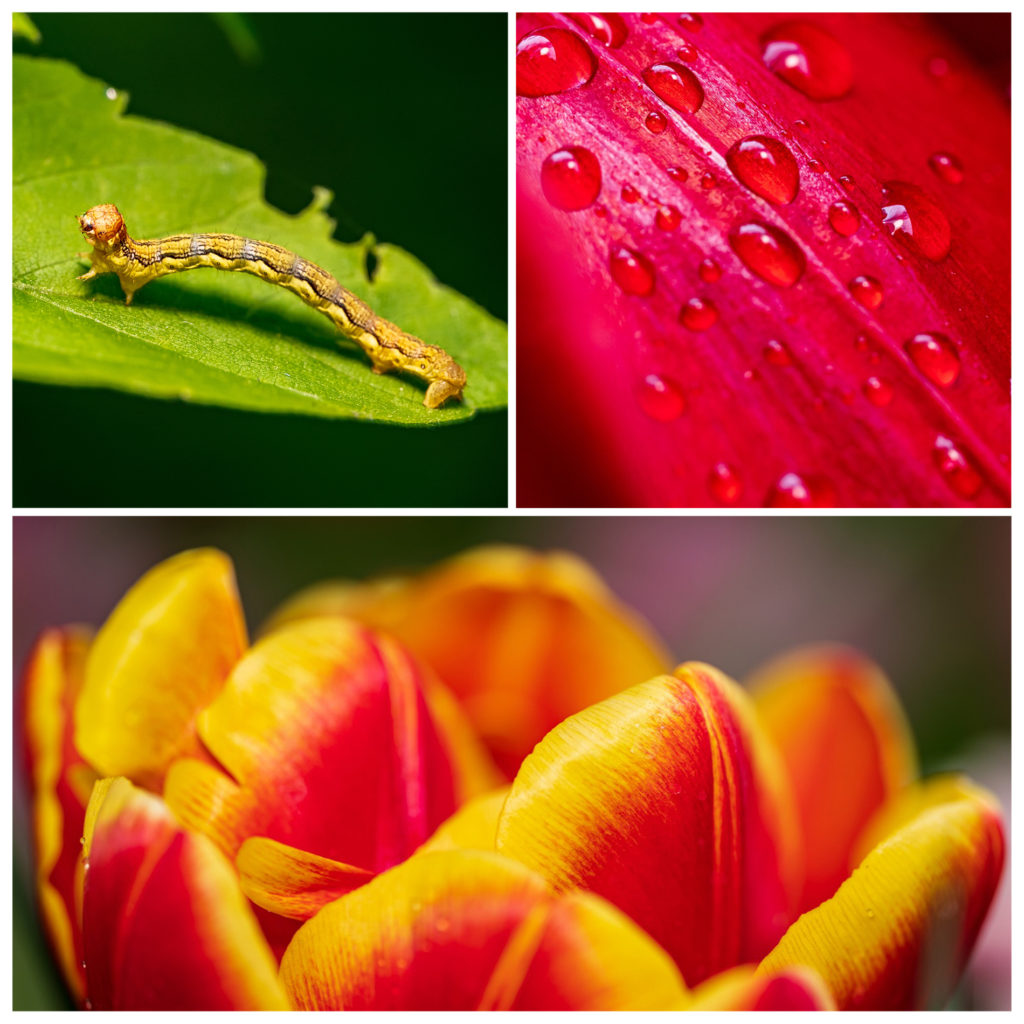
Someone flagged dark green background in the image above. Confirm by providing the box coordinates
[13,13,508,507]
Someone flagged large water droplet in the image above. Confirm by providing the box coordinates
[905,332,961,387]
[761,21,853,100]
[766,472,837,507]
[679,296,718,331]
[828,199,860,236]
[726,135,799,205]
[929,151,964,184]
[541,146,601,211]
[933,436,982,498]
[566,13,628,47]
[638,373,686,421]
[610,247,656,295]
[880,180,951,261]
[516,28,597,97]
[848,274,883,309]
[643,62,704,114]
[708,462,743,504]
[729,222,806,287]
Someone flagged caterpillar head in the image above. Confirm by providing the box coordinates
[78,204,126,250]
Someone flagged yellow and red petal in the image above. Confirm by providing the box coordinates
[280,849,687,1010]
[23,626,95,1003]
[81,777,289,1010]
[165,617,459,875]
[263,545,672,777]
[758,776,1004,1009]
[73,549,247,790]
[748,645,917,913]
[689,965,835,1010]
[496,664,798,985]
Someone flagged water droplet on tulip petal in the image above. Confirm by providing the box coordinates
[905,332,961,387]
[639,373,686,421]
[726,135,800,204]
[679,296,718,331]
[761,21,853,100]
[933,436,982,498]
[849,274,883,309]
[566,13,628,47]
[516,28,597,97]
[828,199,860,236]
[709,462,743,504]
[880,180,952,261]
[610,247,656,295]
[541,146,602,211]
[643,61,705,114]
[929,151,964,184]
[729,222,806,287]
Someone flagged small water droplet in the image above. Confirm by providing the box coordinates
[666,165,689,184]
[700,171,717,190]
[610,246,656,295]
[729,222,806,287]
[656,204,681,231]
[676,42,697,62]
[643,61,705,114]
[766,472,837,507]
[725,134,799,204]
[678,12,703,31]
[594,204,608,218]
[679,296,718,331]
[828,199,861,236]
[541,146,602,211]
[566,12,629,47]
[793,118,810,133]
[639,373,686,421]
[621,183,641,204]
[104,87,118,101]
[848,274,883,309]
[709,462,743,504]
[905,332,961,387]
[839,174,855,190]
[807,157,825,174]
[933,436,982,498]
[763,338,793,366]
[645,110,668,134]
[880,180,951,261]
[862,375,893,406]
[928,151,964,185]
[697,257,721,282]
[516,28,597,97]
[761,21,853,100]
[865,907,876,920]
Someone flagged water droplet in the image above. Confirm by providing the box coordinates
[676,42,697,62]
[621,183,641,204]
[678,12,703,31]
[656,204,681,230]
[726,135,799,204]
[865,907,876,920]
[516,28,597,97]
[645,110,668,134]
[928,151,964,185]
[808,158,826,175]
[848,274,883,309]
[763,338,793,366]
[104,87,118,101]
[679,296,718,331]
[933,436,982,498]
[709,462,743,504]
[697,257,721,282]
[838,174,855,190]
[766,472,837,507]
[862,375,893,406]
[639,373,686,421]
[828,199,861,236]
[729,222,806,287]
[666,166,689,184]
[541,146,602,211]
[610,246,656,295]
[793,118,810,133]
[905,332,960,387]
[594,204,608,218]
[761,21,853,100]
[566,13,628,47]
[700,172,717,190]
[643,61,705,114]
[880,180,951,261]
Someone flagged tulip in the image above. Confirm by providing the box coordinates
[516,13,1009,506]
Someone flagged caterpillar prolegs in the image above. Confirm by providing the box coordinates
[76,204,467,408]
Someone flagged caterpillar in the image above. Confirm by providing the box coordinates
[76,204,466,409]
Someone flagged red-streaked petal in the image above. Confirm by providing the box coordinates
[280,849,687,1010]
[758,776,1004,1009]
[165,617,458,873]
[74,549,246,790]
[689,965,835,1009]
[23,626,94,1003]
[81,778,288,1010]
[496,663,798,985]
[748,645,917,913]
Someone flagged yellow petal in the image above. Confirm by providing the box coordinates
[74,549,246,790]
[419,785,511,853]
[689,964,835,1009]
[758,776,1004,1009]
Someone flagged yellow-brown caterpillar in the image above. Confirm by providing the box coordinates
[76,204,466,408]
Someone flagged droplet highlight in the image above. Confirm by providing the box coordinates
[679,296,718,331]
[761,21,853,100]
[729,222,806,287]
[848,274,883,309]
[643,61,704,114]
[726,135,799,205]
[933,436,982,498]
[828,199,860,236]
[905,332,960,387]
[610,247,656,296]
[566,13,628,48]
[516,29,597,97]
[541,146,602,211]
[880,180,951,262]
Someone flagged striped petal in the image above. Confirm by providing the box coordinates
[165,617,459,880]
[758,776,1004,1009]
[74,549,247,790]
[265,545,671,777]
[23,626,95,1003]
[280,849,687,1010]
[81,778,288,1010]
[689,965,835,1010]
[748,645,917,913]
[496,663,799,985]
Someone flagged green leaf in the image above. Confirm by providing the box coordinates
[12,13,41,42]
[13,55,507,425]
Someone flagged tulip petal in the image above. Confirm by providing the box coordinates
[758,776,1004,1009]
[496,664,797,984]
[23,626,95,1003]
[689,965,835,1010]
[81,777,288,1010]
[748,645,917,912]
[280,849,687,1010]
[165,617,458,875]
[420,785,511,853]
[74,549,247,790]
[265,545,671,777]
